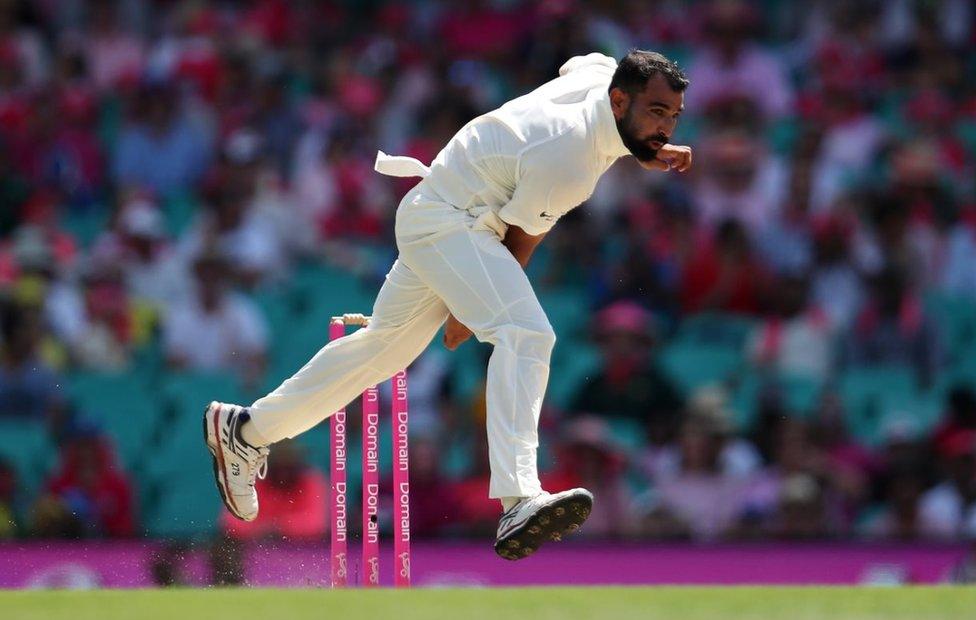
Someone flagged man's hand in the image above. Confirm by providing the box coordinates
[647,144,693,172]
[443,314,473,350]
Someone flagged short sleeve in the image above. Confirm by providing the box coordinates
[497,137,591,236]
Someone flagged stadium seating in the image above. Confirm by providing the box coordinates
[65,371,159,473]
[672,312,757,350]
[657,342,743,396]
[139,372,245,537]
[838,365,921,445]
[729,371,824,431]
[0,418,55,499]
[547,339,601,411]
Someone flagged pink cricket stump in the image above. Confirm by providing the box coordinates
[392,368,411,587]
[328,320,348,587]
[362,384,381,586]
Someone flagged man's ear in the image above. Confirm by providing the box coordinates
[609,87,629,120]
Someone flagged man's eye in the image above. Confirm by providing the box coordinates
[650,109,665,117]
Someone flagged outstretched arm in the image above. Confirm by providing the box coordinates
[443,225,545,350]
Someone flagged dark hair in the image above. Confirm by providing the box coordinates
[609,50,689,95]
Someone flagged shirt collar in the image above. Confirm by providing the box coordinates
[592,88,631,160]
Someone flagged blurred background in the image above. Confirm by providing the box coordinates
[1,0,976,587]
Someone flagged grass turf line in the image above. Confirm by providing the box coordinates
[2,586,975,620]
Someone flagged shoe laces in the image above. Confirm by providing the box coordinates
[248,449,269,485]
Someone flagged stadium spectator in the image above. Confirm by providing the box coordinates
[680,218,768,314]
[592,193,688,316]
[33,422,135,538]
[293,126,387,247]
[641,386,762,482]
[569,301,683,432]
[162,251,268,387]
[69,258,137,370]
[685,0,794,120]
[754,168,815,277]
[178,172,289,288]
[746,273,835,381]
[112,82,214,196]
[0,301,61,420]
[859,467,927,541]
[803,55,887,215]
[221,128,313,263]
[90,196,189,311]
[933,388,976,451]
[918,431,976,539]
[646,404,755,541]
[745,417,832,536]
[0,0,47,87]
[542,416,635,539]
[772,474,829,540]
[808,214,865,329]
[939,214,976,300]
[0,141,30,238]
[83,1,146,92]
[691,130,787,235]
[810,406,874,528]
[251,71,303,182]
[844,265,944,385]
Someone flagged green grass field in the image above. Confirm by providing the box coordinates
[2,587,975,620]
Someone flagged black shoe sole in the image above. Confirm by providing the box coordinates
[493,491,593,561]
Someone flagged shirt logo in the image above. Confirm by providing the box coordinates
[540,211,557,221]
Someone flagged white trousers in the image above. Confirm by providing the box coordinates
[248,195,553,498]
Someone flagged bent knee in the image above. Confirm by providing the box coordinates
[484,322,556,358]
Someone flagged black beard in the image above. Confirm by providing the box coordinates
[615,107,666,163]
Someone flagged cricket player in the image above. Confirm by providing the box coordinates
[205,50,691,560]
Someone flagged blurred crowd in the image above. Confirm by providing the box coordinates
[1,0,976,548]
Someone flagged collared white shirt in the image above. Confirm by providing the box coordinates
[377,53,631,238]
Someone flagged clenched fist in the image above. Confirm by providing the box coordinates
[443,314,473,350]
[647,144,693,172]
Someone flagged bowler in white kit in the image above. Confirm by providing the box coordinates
[205,50,692,560]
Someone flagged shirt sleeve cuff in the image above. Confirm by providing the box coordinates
[497,208,551,236]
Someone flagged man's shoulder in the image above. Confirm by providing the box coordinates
[486,91,588,150]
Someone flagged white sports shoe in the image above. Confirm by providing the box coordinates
[494,488,593,561]
[203,402,269,522]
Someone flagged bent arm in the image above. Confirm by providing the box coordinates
[443,224,545,350]
[502,224,546,268]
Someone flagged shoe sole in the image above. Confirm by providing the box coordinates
[493,491,593,561]
[203,403,244,520]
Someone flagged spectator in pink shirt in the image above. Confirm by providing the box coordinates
[84,2,145,91]
[685,0,794,120]
[649,398,757,540]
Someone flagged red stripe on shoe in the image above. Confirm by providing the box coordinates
[212,404,241,517]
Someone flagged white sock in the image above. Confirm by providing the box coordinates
[501,497,522,512]
[240,419,271,448]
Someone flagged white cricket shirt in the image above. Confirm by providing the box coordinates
[377,53,631,240]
